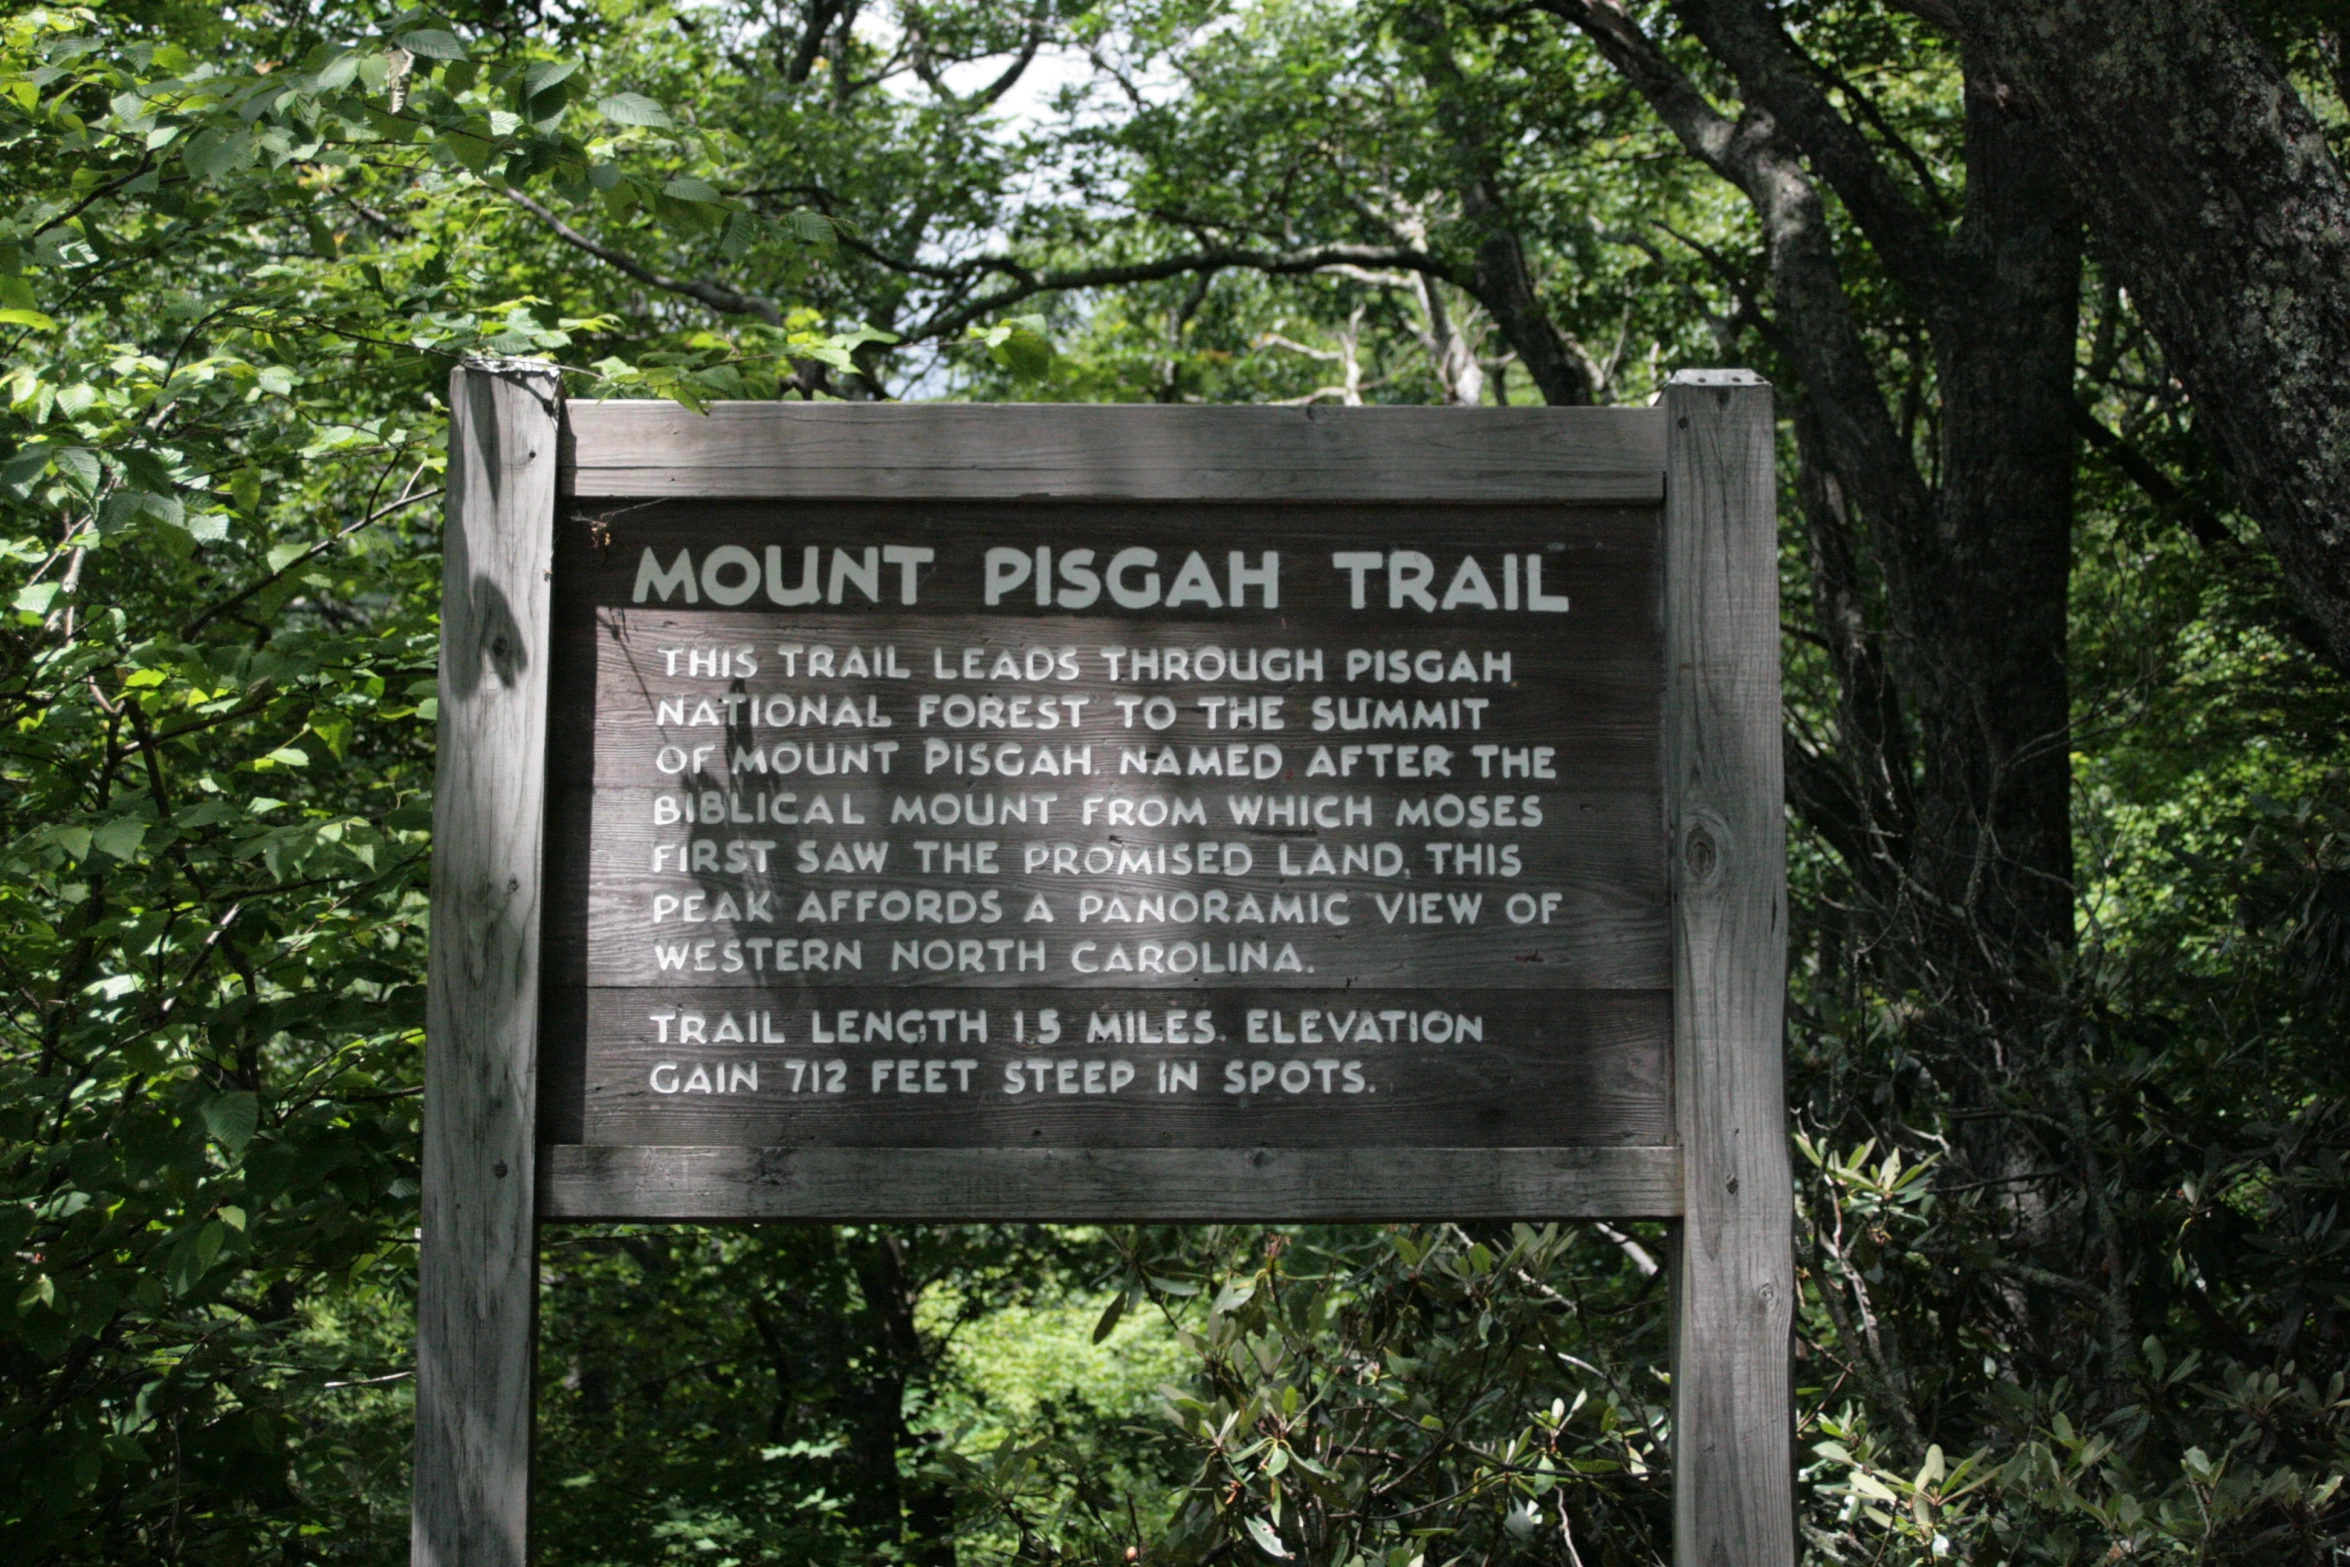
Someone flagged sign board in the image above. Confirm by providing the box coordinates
[410,373,1791,1567]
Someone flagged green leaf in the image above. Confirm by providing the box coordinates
[1091,1289,1127,1344]
[662,175,721,203]
[784,209,836,245]
[993,323,1053,382]
[90,818,146,861]
[397,29,468,60]
[193,1220,226,1273]
[0,307,55,331]
[720,210,759,260]
[1244,1517,1291,1559]
[526,59,581,95]
[53,446,99,496]
[203,1092,259,1155]
[598,92,673,128]
[182,125,250,179]
[97,492,144,535]
[0,445,51,490]
[361,104,416,141]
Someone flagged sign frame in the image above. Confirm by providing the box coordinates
[409,365,1790,1566]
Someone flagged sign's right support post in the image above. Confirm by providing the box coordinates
[1662,369,1794,1566]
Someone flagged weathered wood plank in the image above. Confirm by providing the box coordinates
[560,402,1669,501]
[1661,371,1794,1567]
[538,1142,1684,1221]
[411,365,560,1567]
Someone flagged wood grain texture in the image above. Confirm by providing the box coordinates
[411,365,560,1567]
[538,1142,1684,1221]
[561,402,1668,501]
[1661,372,1794,1567]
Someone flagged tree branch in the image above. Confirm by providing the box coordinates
[904,243,1451,342]
[1537,0,1931,543]
[1669,0,1956,302]
[1402,5,1595,403]
[2068,402,2233,551]
[183,467,440,637]
[782,0,849,85]
[499,187,782,326]
[909,2,1050,113]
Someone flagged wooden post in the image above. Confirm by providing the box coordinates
[412,363,560,1567]
[1661,370,1793,1566]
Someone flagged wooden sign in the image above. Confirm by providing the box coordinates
[410,371,1791,1567]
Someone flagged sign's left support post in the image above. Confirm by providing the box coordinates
[413,363,561,1567]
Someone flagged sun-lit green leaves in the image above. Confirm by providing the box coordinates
[596,90,672,128]
[971,313,1055,382]
[395,29,467,62]
[0,0,902,1547]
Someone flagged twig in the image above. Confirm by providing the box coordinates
[183,467,439,636]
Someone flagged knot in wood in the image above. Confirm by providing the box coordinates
[1683,820,1721,884]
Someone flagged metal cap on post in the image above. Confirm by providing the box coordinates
[412,361,561,1567]
[1660,369,1794,1567]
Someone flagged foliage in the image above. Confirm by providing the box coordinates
[1,1,2347,1564]
[0,3,861,1557]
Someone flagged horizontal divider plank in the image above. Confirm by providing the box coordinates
[561,403,1668,502]
[537,1142,1685,1221]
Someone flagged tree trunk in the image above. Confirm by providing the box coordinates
[1402,4,1597,405]
[1898,65,2080,966]
[1932,0,2350,671]
[1552,0,2082,970]
[850,1232,957,1565]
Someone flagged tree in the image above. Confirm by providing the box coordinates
[1918,0,2350,673]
